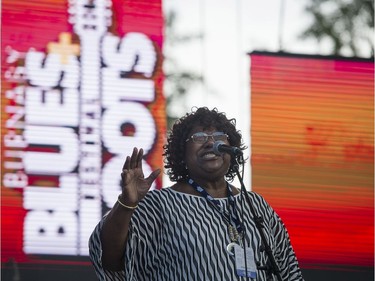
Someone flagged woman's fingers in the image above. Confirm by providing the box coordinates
[122,155,130,171]
[122,147,142,171]
[137,148,143,170]
[129,147,138,169]
[121,148,159,192]
[146,169,161,185]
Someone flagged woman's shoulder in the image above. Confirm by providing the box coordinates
[146,187,175,197]
[244,190,272,208]
[140,187,177,204]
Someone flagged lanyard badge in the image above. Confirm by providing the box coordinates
[188,178,257,279]
[187,178,243,242]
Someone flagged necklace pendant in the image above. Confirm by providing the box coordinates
[228,225,237,242]
[228,224,240,243]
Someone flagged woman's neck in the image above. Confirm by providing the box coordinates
[198,179,228,198]
[172,178,239,198]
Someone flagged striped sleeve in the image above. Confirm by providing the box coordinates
[88,192,163,281]
[263,196,304,280]
[123,191,164,280]
[244,192,304,280]
[88,216,126,281]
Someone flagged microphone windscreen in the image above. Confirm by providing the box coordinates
[213,141,226,155]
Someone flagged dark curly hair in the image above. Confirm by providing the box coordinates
[163,107,247,182]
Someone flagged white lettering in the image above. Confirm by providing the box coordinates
[3,130,27,148]
[102,101,156,155]
[102,32,156,77]
[24,210,78,255]
[102,75,155,103]
[5,105,25,129]
[24,126,79,174]
[3,172,28,188]
[26,51,62,88]
[24,174,78,210]
[25,87,79,126]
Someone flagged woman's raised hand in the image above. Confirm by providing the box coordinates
[119,147,161,207]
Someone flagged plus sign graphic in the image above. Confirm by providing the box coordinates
[47,32,80,64]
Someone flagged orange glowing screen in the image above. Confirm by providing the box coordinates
[250,52,374,269]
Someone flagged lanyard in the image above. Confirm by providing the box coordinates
[188,178,243,242]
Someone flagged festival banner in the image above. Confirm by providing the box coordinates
[1,0,165,268]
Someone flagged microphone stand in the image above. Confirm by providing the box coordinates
[233,155,282,281]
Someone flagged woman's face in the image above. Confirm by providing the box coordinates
[184,126,232,182]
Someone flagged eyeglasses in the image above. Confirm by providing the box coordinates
[186,132,229,144]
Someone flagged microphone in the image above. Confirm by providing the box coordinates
[213,141,243,156]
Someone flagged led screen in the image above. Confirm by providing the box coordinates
[250,52,374,272]
[1,0,165,274]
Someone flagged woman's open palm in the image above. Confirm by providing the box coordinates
[120,147,161,206]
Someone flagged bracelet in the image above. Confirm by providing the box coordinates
[117,195,138,210]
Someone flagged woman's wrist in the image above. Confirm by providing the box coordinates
[117,195,138,210]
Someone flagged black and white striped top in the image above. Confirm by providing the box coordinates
[89,188,304,281]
